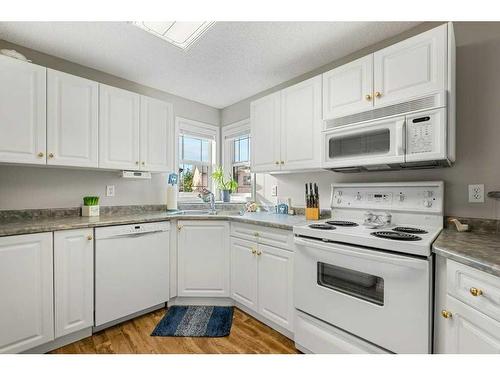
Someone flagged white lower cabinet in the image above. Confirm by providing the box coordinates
[177,221,230,297]
[0,233,54,354]
[230,232,294,332]
[54,229,94,338]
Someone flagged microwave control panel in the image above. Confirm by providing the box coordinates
[331,183,443,213]
[408,116,433,154]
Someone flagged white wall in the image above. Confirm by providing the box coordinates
[0,39,220,210]
[222,22,500,219]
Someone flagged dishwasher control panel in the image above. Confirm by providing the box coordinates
[94,221,170,239]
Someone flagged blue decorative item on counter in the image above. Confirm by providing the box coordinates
[168,173,178,185]
[277,203,289,215]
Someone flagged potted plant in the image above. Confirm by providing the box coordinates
[212,166,238,203]
[82,196,100,217]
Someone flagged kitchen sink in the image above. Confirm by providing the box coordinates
[177,209,243,216]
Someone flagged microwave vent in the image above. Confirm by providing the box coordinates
[326,94,440,129]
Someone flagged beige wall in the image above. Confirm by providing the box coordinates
[221,22,500,219]
[0,39,220,210]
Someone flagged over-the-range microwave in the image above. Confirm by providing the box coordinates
[322,91,455,172]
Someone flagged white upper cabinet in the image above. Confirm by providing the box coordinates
[0,56,46,165]
[0,233,53,354]
[250,92,281,173]
[250,76,322,173]
[140,96,174,172]
[99,84,141,170]
[280,76,322,170]
[47,69,99,168]
[322,55,374,119]
[373,24,447,107]
[54,229,94,338]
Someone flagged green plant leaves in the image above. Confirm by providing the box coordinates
[83,196,99,206]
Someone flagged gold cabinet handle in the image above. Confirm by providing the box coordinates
[275,161,279,165]
[253,232,259,237]
[280,161,284,165]
[251,248,257,255]
[135,161,139,165]
[375,91,382,98]
[48,153,54,158]
[365,94,372,101]
[177,225,183,231]
[37,152,44,158]
[257,250,262,256]
[141,161,145,166]
[87,235,93,241]
[470,287,483,297]
[441,310,453,319]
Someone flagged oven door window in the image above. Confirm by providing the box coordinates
[317,262,384,306]
[329,129,390,159]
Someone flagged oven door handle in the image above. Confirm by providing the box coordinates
[395,119,406,156]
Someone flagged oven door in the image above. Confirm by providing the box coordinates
[322,116,405,169]
[294,237,431,353]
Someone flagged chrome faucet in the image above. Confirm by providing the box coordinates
[198,189,217,215]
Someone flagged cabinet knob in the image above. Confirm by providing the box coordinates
[37,152,44,158]
[48,153,54,158]
[470,287,483,297]
[365,94,372,101]
[441,310,452,319]
[275,161,279,165]
[375,91,382,98]
[87,235,93,241]
[251,248,257,255]
[177,225,183,231]
[141,161,145,166]
[135,161,139,165]
[280,161,284,165]
[256,250,262,256]
[254,232,259,237]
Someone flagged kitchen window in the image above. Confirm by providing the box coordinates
[175,117,219,201]
[222,119,254,201]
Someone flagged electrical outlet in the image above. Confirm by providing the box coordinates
[468,184,484,203]
[106,185,115,197]
[271,185,278,197]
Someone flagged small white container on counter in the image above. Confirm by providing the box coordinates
[82,205,100,217]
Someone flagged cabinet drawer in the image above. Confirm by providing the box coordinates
[230,223,293,251]
[447,260,500,322]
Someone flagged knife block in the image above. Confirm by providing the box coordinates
[305,207,320,220]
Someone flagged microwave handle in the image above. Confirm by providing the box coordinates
[395,119,406,156]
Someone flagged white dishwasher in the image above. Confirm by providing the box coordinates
[94,221,170,328]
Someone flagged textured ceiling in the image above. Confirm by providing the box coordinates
[0,22,419,108]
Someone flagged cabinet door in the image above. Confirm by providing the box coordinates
[373,24,447,107]
[0,233,53,353]
[177,221,230,297]
[280,75,322,170]
[47,69,99,168]
[54,229,94,338]
[140,96,174,172]
[442,295,500,354]
[0,55,46,165]
[250,92,281,172]
[230,237,258,310]
[99,84,140,170]
[257,244,294,331]
[322,55,373,119]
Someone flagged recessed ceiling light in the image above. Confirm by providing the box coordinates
[132,21,215,50]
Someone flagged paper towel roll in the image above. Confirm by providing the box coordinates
[167,185,178,210]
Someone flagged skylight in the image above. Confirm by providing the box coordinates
[132,21,215,50]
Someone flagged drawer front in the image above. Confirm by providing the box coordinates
[230,222,293,251]
[447,260,500,322]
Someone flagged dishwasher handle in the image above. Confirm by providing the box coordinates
[97,229,167,240]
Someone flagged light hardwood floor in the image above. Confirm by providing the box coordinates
[50,307,299,354]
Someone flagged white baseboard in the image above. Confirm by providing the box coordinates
[93,303,166,332]
[234,302,294,340]
[23,327,92,354]
[168,296,233,306]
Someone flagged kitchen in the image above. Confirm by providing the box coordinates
[1,1,500,373]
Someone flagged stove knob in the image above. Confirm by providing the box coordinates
[398,193,405,202]
[423,190,433,198]
[423,199,432,208]
[355,193,362,201]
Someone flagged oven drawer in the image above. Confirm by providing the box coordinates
[230,223,293,251]
[295,310,390,354]
[447,260,500,322]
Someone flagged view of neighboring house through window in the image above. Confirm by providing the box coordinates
[232,135,251,194]
[178,135,212,193]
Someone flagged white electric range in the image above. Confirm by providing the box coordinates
[293,181,444,354]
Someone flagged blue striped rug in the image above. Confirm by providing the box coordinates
[151,306,234,337]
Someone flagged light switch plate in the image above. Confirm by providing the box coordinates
[468,184,484,203]
[106,185,115,197]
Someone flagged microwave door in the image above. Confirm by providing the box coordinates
[324,116,406,169]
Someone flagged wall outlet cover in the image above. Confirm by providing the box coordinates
[271,185,278,197]
[468,184,484,203]
[106,185,115,197]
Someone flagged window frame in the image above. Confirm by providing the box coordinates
[222,119,254,202]
[175,117,220,202]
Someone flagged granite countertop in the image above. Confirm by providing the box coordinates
[433,229,500,277]
[0,211,309,237]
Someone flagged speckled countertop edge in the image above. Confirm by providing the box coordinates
[0,211,310,237]
[433,229,500,278]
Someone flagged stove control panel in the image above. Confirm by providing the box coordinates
[331,182,443,213]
